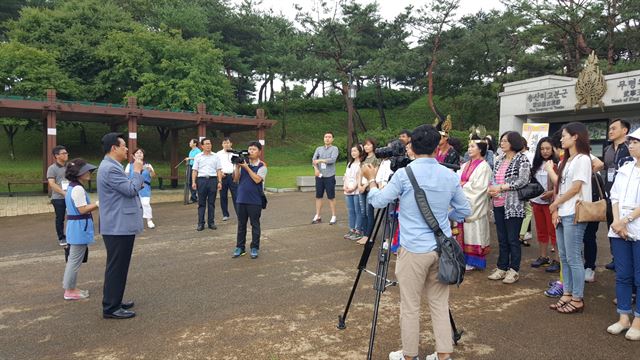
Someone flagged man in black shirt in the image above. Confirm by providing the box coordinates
[603,119,631,271]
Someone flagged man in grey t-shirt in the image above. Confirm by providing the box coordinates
[46,145,69,246]
[311,131,339,225]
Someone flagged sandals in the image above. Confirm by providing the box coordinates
[557,299,584,314]
[519,239,531,247]
[549,297,571,310]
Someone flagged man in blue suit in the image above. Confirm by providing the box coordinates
[97,133,144,319]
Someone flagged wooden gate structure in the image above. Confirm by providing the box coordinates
[0,89,276,192]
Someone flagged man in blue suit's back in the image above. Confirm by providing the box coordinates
[97,133,144,319]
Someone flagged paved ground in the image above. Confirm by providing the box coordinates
[0,190,184,217]
[0,192,636,360]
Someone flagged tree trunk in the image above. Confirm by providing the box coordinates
[3,125,18,160]
[258,77,268,104]
[355,109,366,133]
[269,75,275,102]
[305,77,321,98]
[427,35,445,122]
[322,79,325,97]
[156,126,170,160]
[281,76,288,140]
[79,124,88,145]
[374,76,387,129]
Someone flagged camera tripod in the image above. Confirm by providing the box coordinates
[337,200,463,360]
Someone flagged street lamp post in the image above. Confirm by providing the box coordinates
[347,72,357,161]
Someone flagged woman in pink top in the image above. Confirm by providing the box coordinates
[487,131,531,284]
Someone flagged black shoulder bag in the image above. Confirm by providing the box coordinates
[405,167,466,287]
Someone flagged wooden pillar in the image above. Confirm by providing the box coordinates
[43,89,57,192]
[198,122,207,141]
[197,103,207,142]
[256,109,266,161]
[126,96,138,162]
[170,128,179,188]
[127,116,138,162]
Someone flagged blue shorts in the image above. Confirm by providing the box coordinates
[315,176,336,199]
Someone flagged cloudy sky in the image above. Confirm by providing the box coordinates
[231,0,506,21]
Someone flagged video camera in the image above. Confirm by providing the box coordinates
[227,149,249,165]
[374,139,411,172]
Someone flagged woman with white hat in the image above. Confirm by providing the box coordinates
[607,127,640,340]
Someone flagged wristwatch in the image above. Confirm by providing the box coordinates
[625,216,634,224]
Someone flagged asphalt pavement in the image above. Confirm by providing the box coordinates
[0,192,636,359]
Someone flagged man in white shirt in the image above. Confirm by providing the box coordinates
[192,138,223,231]
[216,137,238,221]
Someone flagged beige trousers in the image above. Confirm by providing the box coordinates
[395,248,453,357]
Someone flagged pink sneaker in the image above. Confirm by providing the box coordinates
[64,290,89,300]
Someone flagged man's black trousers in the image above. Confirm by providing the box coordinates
[197,177,218,226]
[220,174,238,218]
[236,204,262,250]
[102,234,135,314]
[51,199,66,241]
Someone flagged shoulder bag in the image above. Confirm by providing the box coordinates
[574,171,606,223]
[405,167,466,286]
[517,174,545,201]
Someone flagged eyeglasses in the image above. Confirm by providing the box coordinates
[58,152,68,155]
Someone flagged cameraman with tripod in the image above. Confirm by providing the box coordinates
[362,125,471,360]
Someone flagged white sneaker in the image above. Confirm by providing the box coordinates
[425,352,452,360]
[626,327,640,341]
[389,350,419,360]
[222,216,230,221]
[502,268,519,284]
[329,216,337,225]
[584,268,595,283]
[487,268,507,280]
[465,264,476,271]
[523,232,532,240]
[607,322,630,335]
[147,220,155,229]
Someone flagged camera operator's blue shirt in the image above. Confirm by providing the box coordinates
[368,157,471,254]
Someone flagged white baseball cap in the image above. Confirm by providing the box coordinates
[628,128,640,141]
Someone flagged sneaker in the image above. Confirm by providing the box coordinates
[425,352,452,360]
[63,290,89,300]
[584,268,595,283]
[389,350,419,360]
[348,231,363,241]
[344,230,354,239]
[488,268,507,280]
[625,327,640,341]
[545,260,561,273]
[502,268,519,284]
[544,281,564,298]
[531,257,550,268]
[605,261,615,271]
[222,216,230,221]
[329,216,337,225]
[607,322,631,335]
[58,239,67,247]
[465,264,476,271]
[232,247,246,258]
[147,220,155,229]
[250,248,259,259]
[311,215,321,224]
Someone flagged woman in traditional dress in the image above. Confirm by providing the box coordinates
[457,138,492,270]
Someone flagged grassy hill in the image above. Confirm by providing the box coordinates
[0,97,489,191]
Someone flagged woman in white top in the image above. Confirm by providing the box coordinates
[343,145,364,241]
[546,122,592,314]
[606,128,640,340]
